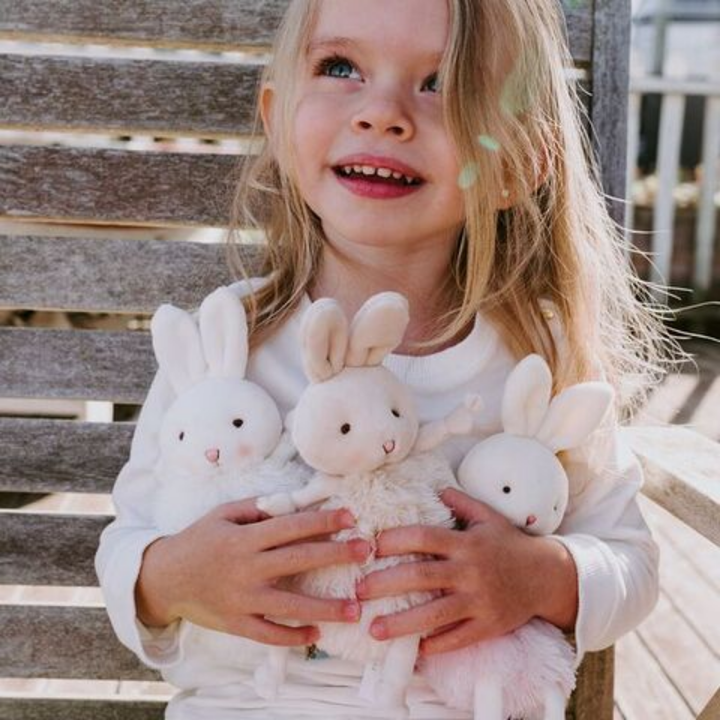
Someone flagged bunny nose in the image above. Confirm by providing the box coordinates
[205,448,220,464]
[383,440,396,455]
[525,515,537,527]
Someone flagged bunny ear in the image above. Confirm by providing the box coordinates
[502,354,553,437]
[535,381,614,452]
[151,303,207,394]
[198,287,249,378]
[301,298,349,382]
[346,292,410,367]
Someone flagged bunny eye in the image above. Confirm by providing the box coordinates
[391,409,401,418]
[179,431,185,441]
[553,504,559,512]
[340,423,351,435]
[233,418,244,428]
[502,486,511,494]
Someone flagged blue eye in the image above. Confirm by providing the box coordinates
[315,55,359,80]
[422,72,441,93]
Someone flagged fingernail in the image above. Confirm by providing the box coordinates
[349,539,371,560]
[344,601,361,621]
[339,510,356,528]
[355,579,368,599]
[370,620,387,640]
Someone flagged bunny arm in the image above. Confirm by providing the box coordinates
[267,429,298,465]
[412,394,483,454]
[257,474,338,516]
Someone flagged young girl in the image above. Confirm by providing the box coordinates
[96,0,677,717]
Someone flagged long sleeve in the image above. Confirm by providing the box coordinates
[95,367,193,669]
[547,409,660,665]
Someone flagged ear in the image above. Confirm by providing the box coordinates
[346,292,410,367]
[535,382,615,452]
[198,287,249,379]
[502,354,553,437]
[496,145,550,211]
[301,298,349,383]
[259,82,277,151]
[151,304,207,394]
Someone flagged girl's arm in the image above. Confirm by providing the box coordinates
[95,369,368,669]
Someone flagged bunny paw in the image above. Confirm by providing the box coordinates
[256,493,297,516]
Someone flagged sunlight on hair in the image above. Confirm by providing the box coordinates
[477,135,501,152]
[458,162,480,189]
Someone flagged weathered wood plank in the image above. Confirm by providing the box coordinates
[624,426,720,547]
[0,146,241,226]
[0,54,261,137]
[566,648,614,720]
[0,605,159,680]
[0,235,262,313]
[698,689,720,720]
[0,0,593,62]
[0,513,111,585]
[591,0,632,226]
[0,327,155,403]
[0,418,133,494]
[0,697,165,720]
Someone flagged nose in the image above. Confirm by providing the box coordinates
[205,448,220,464]
[525,515,537,527]
[352,90,414,140]
[383,440,396,455]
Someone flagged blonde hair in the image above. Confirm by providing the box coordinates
[226,0,682,418]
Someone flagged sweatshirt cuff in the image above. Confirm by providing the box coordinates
[545,532,620,667]
[99,529,190,670]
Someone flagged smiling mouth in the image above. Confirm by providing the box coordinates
[333,165,424,187]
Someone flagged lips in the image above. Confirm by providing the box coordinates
[332,154,425,199]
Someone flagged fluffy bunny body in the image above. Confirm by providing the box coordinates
[420,354,614,720]
[255,293,479,711]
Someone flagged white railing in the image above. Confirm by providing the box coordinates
[626,73,720,292]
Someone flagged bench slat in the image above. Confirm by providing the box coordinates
[0,418,132,494]
[0,327,154,403]
[0,697,165,720]
[0,146,240,226]
[0,0,593,62]
[623,426,720,547]
[0,54,260,137]
[0,605,158,680]
[0,235,252,313]
[0,513,111,585]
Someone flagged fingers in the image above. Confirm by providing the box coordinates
[248,509,356,550]
[375,525,458,558]
[419,618,481,656]
[356,561,458,600]
[262,589,362,624]
[215,498,269,525]
[239,615,319,647]
[440,487,496,525]
[369,595,466,642]
[262,538,371,577]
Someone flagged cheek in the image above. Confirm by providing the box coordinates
[235,444,254,460]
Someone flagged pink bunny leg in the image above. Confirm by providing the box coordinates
[473,674,504,720]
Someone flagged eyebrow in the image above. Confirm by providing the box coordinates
[307,35,444,63]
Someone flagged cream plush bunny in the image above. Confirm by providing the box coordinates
[420,353,614,720]
[151,286,308,534]
[255,292,481,712]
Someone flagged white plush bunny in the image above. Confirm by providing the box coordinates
[151,286,308,534]
[255,292,481,711]
[420,353,614,720]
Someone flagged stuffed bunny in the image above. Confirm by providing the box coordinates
[420,353,614,720]
[150,286,308,534]
[255,292,481,711]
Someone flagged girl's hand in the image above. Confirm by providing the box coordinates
[355,487,578,656]
[136,499,370,646]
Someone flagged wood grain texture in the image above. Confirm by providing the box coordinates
[0,327,155,403]
[0,235,262,313]
[591,0,632,226]
[0,697,165,720]
[0,605,160,680]
[0,513,111,585]
[0,54,261,137]
[0,146,242,226]
[0,0,593,62]
[624,426,720,547]
[567,648,615,720]
[0,418,133,494]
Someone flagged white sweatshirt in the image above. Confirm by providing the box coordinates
[95,281,659,720]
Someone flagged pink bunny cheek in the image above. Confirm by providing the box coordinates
[235,444,255,459]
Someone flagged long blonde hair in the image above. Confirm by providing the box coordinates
[226,0,681,417]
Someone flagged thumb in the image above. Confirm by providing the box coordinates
[217,497,270,525]
[440,487,497,527]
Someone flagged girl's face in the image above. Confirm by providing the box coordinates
[286,0,465,256]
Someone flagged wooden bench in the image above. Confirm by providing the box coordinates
[0,1,718,718]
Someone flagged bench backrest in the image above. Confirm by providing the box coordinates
[0,2,629,717]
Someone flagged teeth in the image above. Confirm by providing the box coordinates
[361,165,376,175]
[377,168,392,178]
[339,165,420,185]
